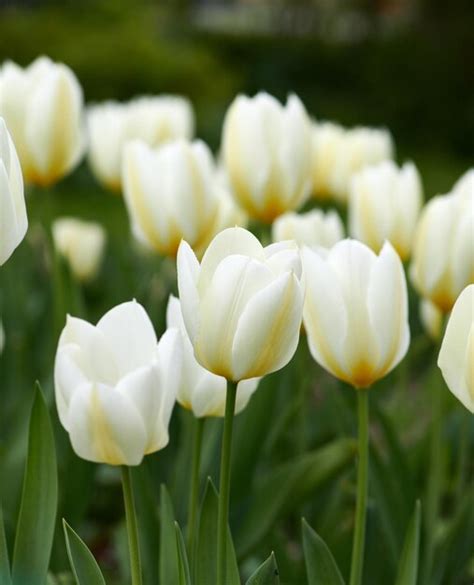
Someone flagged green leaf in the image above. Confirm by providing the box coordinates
[237,439,355,557]
[159,484,179,585]
[0,505,11,585]
[394,501,421,585]
[11,384,58,585]
[175,522,192,585]
[195,478,240,585]
[302,519,345,585]
[63,520,106,585]
[245,552,280,584]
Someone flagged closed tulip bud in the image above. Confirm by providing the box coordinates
[177,227,304,381]
[87,96,193,191]
[0,118,28,265]
[419,298,443,342]
[55,301,181,465]
[123,139,220,256]
[411,181,474,313]
[222,92,312,222]
[349,161,423,260]
[52,217,106,282]
[167,295,259,417]
[438,284,474,412]
[0,57,85,186]
[302,239,409,388]
[272,208,344,249]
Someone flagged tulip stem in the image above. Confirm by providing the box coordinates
[187,416,205,557]
[217,380,238,585]
[349,388,369,585]
[121,467,142,585]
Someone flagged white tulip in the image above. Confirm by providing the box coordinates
[452,168,473,198]
[302,239,409,388]
[177,227,304,381]
[55,301,181,465]
[0,56,85,186]
[419,298,443,342]
[123,138,220,256]
[438,284,474,412]
[0,118,27,265]
[166,295,259,417]
[349,160,423,260]
[222,92,312,222]
[87,96,193,191]
[311,121,394,203]
[411,181,474,312]
[272,208,344,249]
[52,217,106,282]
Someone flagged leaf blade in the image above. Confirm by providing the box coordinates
[302,519,345,585]
[63,520,106,585]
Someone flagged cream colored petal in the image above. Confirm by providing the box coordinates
[177,240,201,343]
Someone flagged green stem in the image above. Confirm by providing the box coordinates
[454,410,469,502]
[187,416,205,556]
[349,388,369,585]
[216,380,238,585]
[121,467,142,585]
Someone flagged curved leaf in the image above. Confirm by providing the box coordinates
[302,519,345,585]
[0,505,11,585]
[175,522,192,585]
[394,501,421,585]
[63,520,106,585]
[160,484,179,585]
[245,552,280,585]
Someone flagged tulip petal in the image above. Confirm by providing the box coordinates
[177,240,201,343]
[54,347,89,429]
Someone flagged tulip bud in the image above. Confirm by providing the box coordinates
[419,298,443,342]
[52,217,106,282]
[54,301,181,465]
[0,118,28,265]
[349,161,423,260]
[177,227,304,381]
[311,122,345,200]
[411,177,474,313]
[222,92,312,222]
[87,96,193,192]
[123,139,220,256]
[0,56,85,186]
[302,239,410,388]
[438,284,474,412]
[166,295,259,417]
[272,208,344,249]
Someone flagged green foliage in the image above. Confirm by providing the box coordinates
[302,519,345,585]
[245,552,280,585]
[394,501,421,585]
[63,521,106,585]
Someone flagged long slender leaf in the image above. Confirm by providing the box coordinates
[394,501,421,585]
[0,505,11,585]
[245,552,280,585]
[160,484,179,585]
[11,385,58,585]
[63,520,106,585]
[175,522,192,585]
[302,519,345,585]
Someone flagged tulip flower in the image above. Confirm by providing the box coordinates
[438,284,474,413]
[123,139,220,256]
[272,208,344,249]
[54,300,181,466]
[0,56,85,186]
[349,161,423,260]
[311,121,394,203]
[411,179,474,313]
[222,92,312,222]
[87,96,193,191]
[52,217,106,282]
[0,118,28,266]
[419,298,443,342]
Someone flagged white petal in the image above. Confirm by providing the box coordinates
[176,240,201,343]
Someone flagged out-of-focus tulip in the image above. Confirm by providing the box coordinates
[0,118,27,265]
[419,298,443,342]
[166,295,259,417]
[123,139,220,257]
[272,208,344,249]
[54,301,181,465]
[177,227,304,382]
[438,284,474,412]
[452,168,473,198]
[0,56,85,186]
[302,239,409,388]
[311,121,394,203]
[349,161,423,260]
[411,179,474,313]
[222,92,312,222]
[52,217,106,282]
[87,96,193,192]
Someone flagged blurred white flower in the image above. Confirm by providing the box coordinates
[55,301,181,465]
[272,208,344,249]
[0,56,85,186]
[222,92,312,222]
[419,298,443,342]
[349,160,423,260]
[52,217,106,282]
[87,96,194,192]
